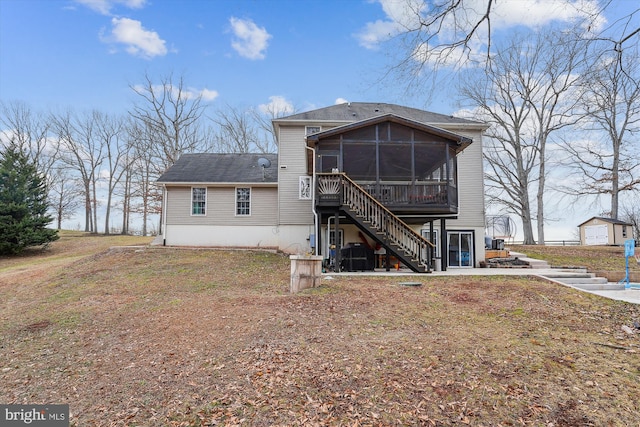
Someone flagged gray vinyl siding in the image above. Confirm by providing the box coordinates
[165,186,277,226]
[275,123,485,229]
[277,125,314,225]
[451,129,485,228]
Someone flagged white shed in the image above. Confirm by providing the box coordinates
[578,217,632,246]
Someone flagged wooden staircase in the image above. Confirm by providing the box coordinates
[317,173,435,273]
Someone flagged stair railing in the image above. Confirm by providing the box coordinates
[317,173,435,270]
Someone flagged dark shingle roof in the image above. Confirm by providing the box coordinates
[157,153,277,184]
[278,102,482,125]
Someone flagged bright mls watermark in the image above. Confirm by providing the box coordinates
[1,405,69,426]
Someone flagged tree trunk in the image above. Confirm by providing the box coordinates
[536,141,546,245]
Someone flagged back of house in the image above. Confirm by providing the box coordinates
[157,102,487,271]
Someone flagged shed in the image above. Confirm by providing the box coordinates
[578,217,632,246]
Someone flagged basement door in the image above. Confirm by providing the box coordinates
[447,231,474,268]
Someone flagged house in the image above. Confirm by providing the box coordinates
[156,153,279,250]
[157,102,488,271]
[578,216,633,246]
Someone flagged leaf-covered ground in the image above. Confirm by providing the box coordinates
[1,235,639,426]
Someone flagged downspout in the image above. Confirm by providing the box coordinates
[305,145,319,255]
[162,184,167,246]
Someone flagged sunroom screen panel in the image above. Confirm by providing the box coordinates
[342,142,376,180]
[379,142,412,181]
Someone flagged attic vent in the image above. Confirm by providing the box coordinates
[374,108,380,112]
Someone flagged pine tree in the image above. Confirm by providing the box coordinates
[0,144,59,255]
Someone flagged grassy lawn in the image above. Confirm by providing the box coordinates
[510,244,637,272]
[1,235,639,426]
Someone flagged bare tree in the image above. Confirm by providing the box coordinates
[381,1,636,81]
[94,111,129,235]
[117,162,133,235]
[48,165,84,229]
[251,99,296,151]
[126,119,162,236]
[211,105,262,153]
[620,194,640,242]
[211,100,296,154]
[460,32,586,244]
[0,100,58,180]
[527,33,587,244]
[52,110,105,233]
[129,72,211,174]
[562,42,640,219]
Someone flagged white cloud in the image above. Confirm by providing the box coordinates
[491,0,605,32]
[335,98,349,105]
[357,0,605,50]
[104,17,167,59]
[229,17,272,60]
[75,0,146,15]
[132,84,218,102]
[355,0,425,49]
[258,96,294,115]
[199,88,219,102]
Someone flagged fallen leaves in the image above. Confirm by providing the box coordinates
[1,239,639,426]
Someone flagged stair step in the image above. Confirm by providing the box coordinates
[571,283,626,291]
[543,273,595,279]
[559,277,609,285]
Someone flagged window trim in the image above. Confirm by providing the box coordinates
[191,187,207,216]
[306,126,321,135]
[235,187,251,216]
[299,176,312,200]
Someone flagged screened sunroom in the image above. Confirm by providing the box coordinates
[307,114,472,217]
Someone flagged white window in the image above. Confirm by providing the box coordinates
[191,187,206,215]
[306,126,321,135]
[236,187,251,216]
[299,176,312,200]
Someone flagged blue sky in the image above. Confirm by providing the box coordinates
[1,0,638,238]
[1,0,408,114]
[3,0,636,116]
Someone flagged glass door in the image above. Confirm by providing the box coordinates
[448,231,473,268]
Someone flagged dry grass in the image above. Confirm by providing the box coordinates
[1,235,639,426]
[511,244,638,272]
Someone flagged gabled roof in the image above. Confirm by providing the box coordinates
[578,216,633,227]
[276,102,483,126]
[157,153,278,184]
[305,114,474,152]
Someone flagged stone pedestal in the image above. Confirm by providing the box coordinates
[290,255,323,293]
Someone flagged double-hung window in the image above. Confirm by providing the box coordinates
[236,187,251,216]
[192,187,206,215]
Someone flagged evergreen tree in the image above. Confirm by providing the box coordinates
[0,144,58,255]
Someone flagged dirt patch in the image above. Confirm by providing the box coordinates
[1,236,639,426]
[23,320,53,332]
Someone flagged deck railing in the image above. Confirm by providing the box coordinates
[317,173,435,269]
[360,182,456,208]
